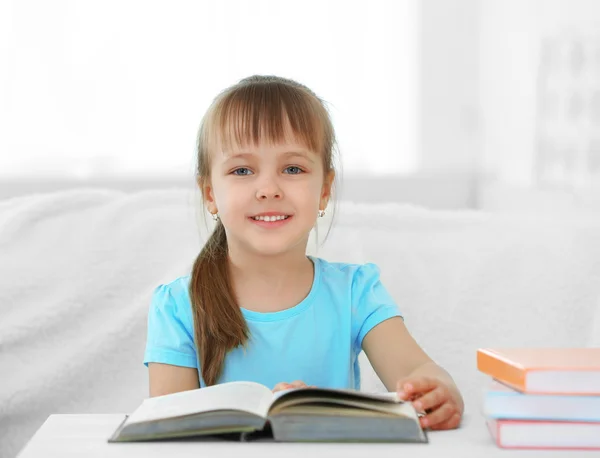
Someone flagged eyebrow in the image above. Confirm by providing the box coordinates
[224,151,316,162]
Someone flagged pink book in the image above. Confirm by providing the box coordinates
[487,418,600,450]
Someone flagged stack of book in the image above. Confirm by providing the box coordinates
[477,347,600,450]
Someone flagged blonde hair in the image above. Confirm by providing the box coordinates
[191,75,338,386]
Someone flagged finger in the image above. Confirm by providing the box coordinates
[396,379,415,400]
[398,391,420,402]
[429,412,462,431]
[412,386,448,413]
[406,377,438,395]
[289,380,308,388]
[272,382,292,392]
[420,402,458,429]
[397,377,436,398]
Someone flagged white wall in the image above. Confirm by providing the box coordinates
[17,2,599,213]
[478,0,600,213]
[11,1,600,214]
[419,0,482,175]
[0,0,419,179]
[0,0,485,210]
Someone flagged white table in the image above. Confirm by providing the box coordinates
[16,413,595,457]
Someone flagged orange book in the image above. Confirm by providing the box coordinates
[476,348,600,395]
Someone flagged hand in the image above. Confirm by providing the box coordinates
[272,380,315,393]
[396,377,463,431]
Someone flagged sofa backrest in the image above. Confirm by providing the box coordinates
[1,189,599,457]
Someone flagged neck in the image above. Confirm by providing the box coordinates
[228,247,311,285]
[227,245,314,312]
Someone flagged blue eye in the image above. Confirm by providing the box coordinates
[232,167,253,176]
[284,166,303,174]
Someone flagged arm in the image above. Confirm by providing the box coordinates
[362,316,464,429]
[145,283,201,397]
[148,362,200,397]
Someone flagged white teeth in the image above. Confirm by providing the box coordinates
[253,215,289,222]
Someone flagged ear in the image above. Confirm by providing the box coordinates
[319,170,335,210]
[198,176,218,214]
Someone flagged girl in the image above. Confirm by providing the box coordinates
[144,75,464,431]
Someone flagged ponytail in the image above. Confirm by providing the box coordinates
[189,220,249,386]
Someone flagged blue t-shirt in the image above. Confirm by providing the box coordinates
[143,256,402,390]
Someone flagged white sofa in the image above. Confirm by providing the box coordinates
[1,188,599,458]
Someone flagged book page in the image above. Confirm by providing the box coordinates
[269,395,417,418]
[269,388,406,415]
[127,381,274,424]
[273,402,418,419]
[272,387,400,404]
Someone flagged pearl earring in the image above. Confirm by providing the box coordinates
[318,209,325,218]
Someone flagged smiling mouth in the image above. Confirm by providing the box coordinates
[250,215,291,222]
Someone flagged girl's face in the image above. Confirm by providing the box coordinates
[203,133,334,258]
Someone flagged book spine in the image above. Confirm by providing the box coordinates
[477,350,527,392]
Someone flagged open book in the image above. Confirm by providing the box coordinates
[108,381,428,443]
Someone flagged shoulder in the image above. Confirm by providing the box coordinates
[315,256,381,281]
[312,257,383,293]
[157,274,192,297]
[145,274,197,368]
[149,274,193,318]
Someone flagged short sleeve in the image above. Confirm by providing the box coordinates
[143,283,198,368]
[351,263,403,353]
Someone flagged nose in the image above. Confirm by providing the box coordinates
[255,174,283,200]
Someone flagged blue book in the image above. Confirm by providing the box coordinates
[483,379,600,422]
